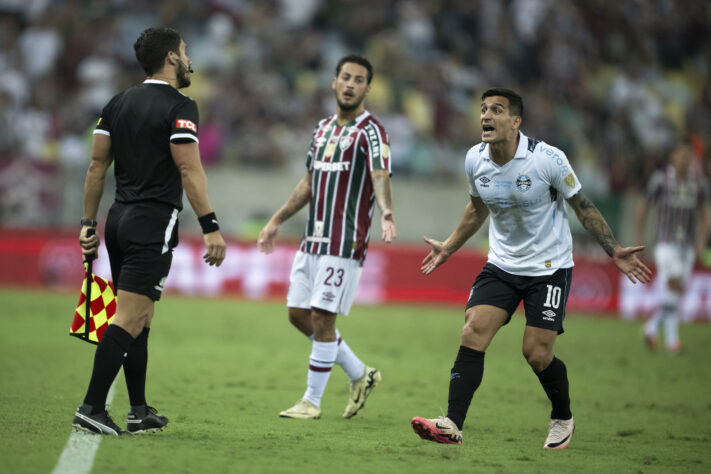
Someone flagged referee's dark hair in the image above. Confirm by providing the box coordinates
[134,27,182,76]
[336,55,374,84]
[482,88,523,118]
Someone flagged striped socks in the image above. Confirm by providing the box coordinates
[303,341,338,407]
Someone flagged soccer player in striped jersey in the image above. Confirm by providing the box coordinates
[410,88,652,448]
[258,55,396,420]
[636,140,710,353]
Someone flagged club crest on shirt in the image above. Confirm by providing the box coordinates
[339,135,354,150]
[516,174,532,191]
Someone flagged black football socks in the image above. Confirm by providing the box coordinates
[535,356,572,420]
[447,345,485,430]
[124,327,150,407]
[83,324,134,414]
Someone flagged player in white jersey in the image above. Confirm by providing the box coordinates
[636,140,710,353]
[258,55,396,420]
[410,88,652,448]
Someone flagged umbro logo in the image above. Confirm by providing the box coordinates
[542,309,556,321]
[479,177,491,187]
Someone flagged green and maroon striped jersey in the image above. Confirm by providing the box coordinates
[300,110,391,264]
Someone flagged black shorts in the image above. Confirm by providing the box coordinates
[465,263,573,334]
[104,201,180,301]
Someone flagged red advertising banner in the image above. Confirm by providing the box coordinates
[1,228,709,321]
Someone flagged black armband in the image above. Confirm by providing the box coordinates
[80,218,98,227]
[198,212,220,234]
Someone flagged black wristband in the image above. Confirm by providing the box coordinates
[198,212,220,234]
[81,218,97,227]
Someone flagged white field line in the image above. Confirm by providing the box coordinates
[51,381,117,474]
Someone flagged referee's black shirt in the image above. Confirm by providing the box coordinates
[94,79,200,210]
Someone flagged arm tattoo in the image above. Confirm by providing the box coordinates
[571,192,619,257]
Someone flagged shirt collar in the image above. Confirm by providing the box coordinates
[481,131,530,161]
[143,79,170,85]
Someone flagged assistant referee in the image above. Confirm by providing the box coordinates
[73,27,226,435]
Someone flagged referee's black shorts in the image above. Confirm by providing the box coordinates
[466,263,573,334]
[104,201,179,301]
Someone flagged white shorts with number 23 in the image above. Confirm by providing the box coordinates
[286,251,363,315]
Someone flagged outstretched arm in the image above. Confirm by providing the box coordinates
[371,169,397,243]
[421,196,489,275]
[258,172,312,254]
[567,191,652,284]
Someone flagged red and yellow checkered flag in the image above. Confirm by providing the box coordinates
[70,261,116,344]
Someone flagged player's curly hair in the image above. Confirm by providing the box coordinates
[134,27,182,76]
[336,55,374,84]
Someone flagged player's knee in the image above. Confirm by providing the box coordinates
[311,310,337,341]
[523,346,551,372]
[461,319,490,350]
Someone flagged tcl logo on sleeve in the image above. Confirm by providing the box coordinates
[175,119,197,133]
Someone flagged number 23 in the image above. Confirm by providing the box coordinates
[325,267,344,287]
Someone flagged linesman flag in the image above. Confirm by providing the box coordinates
[70,247,116,344]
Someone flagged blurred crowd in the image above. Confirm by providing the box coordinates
[1,0,710,228]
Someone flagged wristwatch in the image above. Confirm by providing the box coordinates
[80,218,98,227]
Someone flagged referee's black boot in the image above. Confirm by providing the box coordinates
[126,405,169,434]
[73,404,125,435]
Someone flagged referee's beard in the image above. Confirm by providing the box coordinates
[177,62,191,89]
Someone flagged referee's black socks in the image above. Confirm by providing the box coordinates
[447,345,485,430]
[124,327,150,407]
[535,356,572,420]
[83,324,134,414]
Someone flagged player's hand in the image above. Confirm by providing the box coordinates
[79,226,100,259]
[613,245,652,284]
[257,221,279,254]
[203,231,226,267]
[421,236,451,275]
[381,210,397,243]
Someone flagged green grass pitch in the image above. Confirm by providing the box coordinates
[1,288,710,473]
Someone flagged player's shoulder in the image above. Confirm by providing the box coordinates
[317,115,334,127]
[359,112,388,134]
[147,81,196,103]
[526,136,572,171]
[360,112,384,127]
[103,88,128,108]
[526,136,560,157]
[465,142,489,164]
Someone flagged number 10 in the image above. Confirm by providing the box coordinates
[544,284,561,309]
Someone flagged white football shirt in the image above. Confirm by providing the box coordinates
[466,131,582,276]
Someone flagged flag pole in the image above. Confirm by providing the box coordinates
[83,228,96,340]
